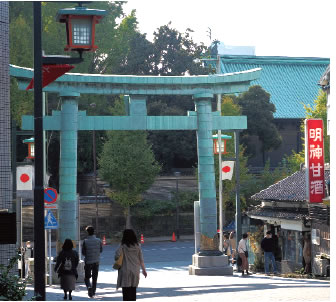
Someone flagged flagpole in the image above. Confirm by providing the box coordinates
[216,55,223,253]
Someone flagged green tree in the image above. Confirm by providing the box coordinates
[285,90,329,172]
[151,22,206,76]
[235,85,282,164]
[146,23,207,172]
[258,159,288,190]
[98,100,161,228]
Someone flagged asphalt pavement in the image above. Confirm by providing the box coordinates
[25,240,331,301]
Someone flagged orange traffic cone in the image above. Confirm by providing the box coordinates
[171,232,176,242]
[140,234,144,244]
[102,235,106,245]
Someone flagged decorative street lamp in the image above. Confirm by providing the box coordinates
[212,134,232,155]
[23,137,35,159]
[56,4,107,56]
[32,2,106,300]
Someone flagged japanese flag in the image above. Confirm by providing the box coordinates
[17,165,33,190]
[222,161,235,180]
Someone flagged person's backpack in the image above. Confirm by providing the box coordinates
[63,257,72,271]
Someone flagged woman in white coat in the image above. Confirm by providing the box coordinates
[115,229,147,301]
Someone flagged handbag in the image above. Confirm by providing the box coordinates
[244,251,248,258]
[113,249,124,270]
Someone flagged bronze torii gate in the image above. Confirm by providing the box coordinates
[10,64,261,275]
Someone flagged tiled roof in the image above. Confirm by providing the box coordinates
[219,55,330,119]
[248,206,308,221]
[251,169,330,202]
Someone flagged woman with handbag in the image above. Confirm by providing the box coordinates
[238,233,251,276]
[54,238,79,300]
[115,229,147,301]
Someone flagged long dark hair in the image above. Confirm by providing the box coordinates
[121,229,138,247]
[62,238,74,251]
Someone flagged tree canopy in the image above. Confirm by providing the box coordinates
[285,90,329,172]
[234,85,282,164]
[98,99,161,227]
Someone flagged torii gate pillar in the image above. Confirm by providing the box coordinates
[188,93,232,275]
[194,93,218,252]
[57,91,80,251]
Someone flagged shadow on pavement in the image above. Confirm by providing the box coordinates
[133,277,330,300]
[24,273,329,301]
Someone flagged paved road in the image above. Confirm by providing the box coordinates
[25,240,330,301]
[100,240,195,270]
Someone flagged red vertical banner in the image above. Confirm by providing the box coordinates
[305,119,325,203]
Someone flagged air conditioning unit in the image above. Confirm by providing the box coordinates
[312,258,329,276]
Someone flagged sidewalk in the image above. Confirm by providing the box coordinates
[25,266,330,301]
[46,235,194,249]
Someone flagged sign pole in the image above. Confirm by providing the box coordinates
[48,229,52,285]
[44,188,58,286]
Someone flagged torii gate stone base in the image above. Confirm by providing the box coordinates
[11,65,261,276]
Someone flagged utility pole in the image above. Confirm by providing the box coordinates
[93,129,98,235]
[90,103,98,235]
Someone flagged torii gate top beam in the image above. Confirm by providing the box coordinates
[10,65,261,96]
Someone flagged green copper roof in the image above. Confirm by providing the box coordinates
[9,65,261,96]
[218,55,330,119]
[56,7,107,22]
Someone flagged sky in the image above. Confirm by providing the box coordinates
[123,0,333,58]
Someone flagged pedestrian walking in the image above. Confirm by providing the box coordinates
[115,229,147,301]
[54,239,79,300]
[229,231,236,264]
[238,233,251,276]
[82,225,103,298]
[303,235,312,274]
[223,233,231,257]
[261,231,279,275]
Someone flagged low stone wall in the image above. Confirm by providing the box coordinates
[279,260,302,274]
[21,202,194,242]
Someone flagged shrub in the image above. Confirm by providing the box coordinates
[0,251,29,301]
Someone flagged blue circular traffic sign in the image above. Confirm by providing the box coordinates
[44,187,58,204]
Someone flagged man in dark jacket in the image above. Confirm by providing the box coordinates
[261,231,279,275]
[82,226,103,298]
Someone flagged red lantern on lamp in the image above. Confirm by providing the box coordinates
[212,134,232,155]
[23,137,35,159]
[56,4,107,55]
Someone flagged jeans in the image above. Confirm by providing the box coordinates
[84,263,99,294]
[264,252,278,273]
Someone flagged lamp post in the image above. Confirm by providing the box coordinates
[174,171,181,240]
[90,103,98,235]
[32,3,106,299]
[33,3,45,299]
